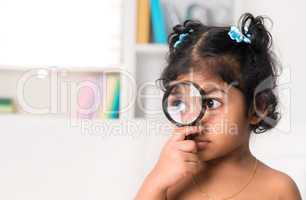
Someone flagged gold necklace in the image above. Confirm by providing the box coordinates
[191,158,258,200]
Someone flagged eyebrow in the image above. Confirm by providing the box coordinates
[167,81,227,94]
[205,87,227,95]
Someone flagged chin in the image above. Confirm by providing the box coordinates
[198,149,220,162]
[197,145,233,163]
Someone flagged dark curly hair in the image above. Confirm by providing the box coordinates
[157,13,281,134]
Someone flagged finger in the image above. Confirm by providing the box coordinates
[184,162,203,176]
[176,140,198,153]
[174,126,202,135]
[169,131,185,142]
[181,152,200,163]
[170,126,201,142]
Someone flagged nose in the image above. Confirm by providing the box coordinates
[196,114,210,135]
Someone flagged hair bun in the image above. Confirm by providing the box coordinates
[168,20,203,51]
[240,13,272,52]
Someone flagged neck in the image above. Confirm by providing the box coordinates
[202,142,255,179]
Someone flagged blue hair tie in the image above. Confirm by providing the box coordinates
[173,29,194,48]
[228,26,251,44]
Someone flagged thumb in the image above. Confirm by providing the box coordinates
[170,126,201,142]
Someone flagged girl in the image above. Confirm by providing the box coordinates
[135,13,301,200]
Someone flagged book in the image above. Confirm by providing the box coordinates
[100,73,120,119]
[110,76,120,119]
[0,98,15,113]
[75,72,121,120]
[136,0,151,43]
[150,0,167,43]
[76,76,101,119]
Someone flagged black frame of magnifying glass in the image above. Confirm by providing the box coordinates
[162,80,207,128]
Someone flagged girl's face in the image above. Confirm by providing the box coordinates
[175,72,251,161]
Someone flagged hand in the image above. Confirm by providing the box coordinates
[149,126,205,191]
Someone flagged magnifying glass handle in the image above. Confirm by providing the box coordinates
[184,121,200,140]
[185,134,196,140]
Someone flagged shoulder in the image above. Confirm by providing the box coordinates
[271,171,301,200]
[257,161,302,200]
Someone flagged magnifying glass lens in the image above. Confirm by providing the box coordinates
[165,82,204,126]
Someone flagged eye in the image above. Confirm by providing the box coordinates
[169,99,186,112]
[205,99,222,109]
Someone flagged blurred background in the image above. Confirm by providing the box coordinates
[0,0,305,199]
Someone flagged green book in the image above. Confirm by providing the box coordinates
[0,98,15,113]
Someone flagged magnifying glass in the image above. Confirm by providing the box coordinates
[162,81,207,140]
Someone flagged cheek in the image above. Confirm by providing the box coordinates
[199,93,250,159]
[212,132,245,151]
[204,106,247,136]
[200,130,248,161]
[199,133,244,161]
[222,88,250,135]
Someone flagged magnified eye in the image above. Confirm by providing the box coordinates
[169,99,186,112]
[206,99,222,109]
[163,81,206,126]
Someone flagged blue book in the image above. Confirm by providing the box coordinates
[110,78,120,119]
[150,0,167,43]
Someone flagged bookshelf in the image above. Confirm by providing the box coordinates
[0,0,134,120]
[0,0,239,120]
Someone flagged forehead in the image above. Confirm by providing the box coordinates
[172,72,229,92]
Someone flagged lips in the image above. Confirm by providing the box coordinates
[194,138,211,150]
[194,137,211,143]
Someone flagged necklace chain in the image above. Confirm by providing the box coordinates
[191,158,258,200]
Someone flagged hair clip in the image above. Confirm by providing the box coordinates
[173,29,194,48]
[228,26,251,44]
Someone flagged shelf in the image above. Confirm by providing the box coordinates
[0,65,124,73]
[136,44,168,55]
[0,112,123,122]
